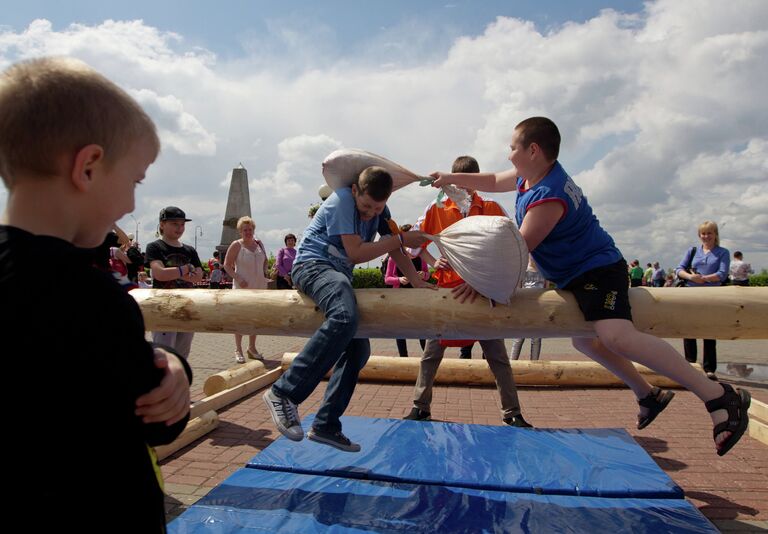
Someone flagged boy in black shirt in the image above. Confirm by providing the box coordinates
[0,57,192,532]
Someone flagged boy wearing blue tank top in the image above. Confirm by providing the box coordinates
[431,117,750,457]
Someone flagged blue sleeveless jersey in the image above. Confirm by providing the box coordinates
[515,162,622,288]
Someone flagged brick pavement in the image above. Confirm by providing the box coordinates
[163,333,768,532]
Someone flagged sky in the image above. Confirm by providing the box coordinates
[1,0,766,272]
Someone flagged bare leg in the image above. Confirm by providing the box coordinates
[248,334,258,353]
[234,333,244,355]
[592,319,731,446]
[571,336,654,398]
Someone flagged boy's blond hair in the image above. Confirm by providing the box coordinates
[0,56,160,187]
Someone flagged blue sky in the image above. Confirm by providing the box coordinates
[3,1,646,59]
[1,1,766,270]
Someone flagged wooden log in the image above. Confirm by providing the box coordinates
[748,399,768,424]
[203,360,267,397]
[748,418,768,448]
[191,368,283,420]
[281,353,699,388]
[131,286,768,340]
[154,411,218,461]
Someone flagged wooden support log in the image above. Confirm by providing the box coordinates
[132,287,768,340]
[191,368,283,420]
[203,360,267,397]
[154,410,218,461]
[281,353,698,388]
[748,399,768,448]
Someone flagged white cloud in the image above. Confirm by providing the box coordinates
[1,1,766,272]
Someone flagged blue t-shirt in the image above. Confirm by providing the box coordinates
[515,162,622,288]
[295,187,392,280]
[676,245,730,286]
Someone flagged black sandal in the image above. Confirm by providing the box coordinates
[705,383,751,457]
[637,387,675,430]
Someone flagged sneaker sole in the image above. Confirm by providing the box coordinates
[262,392,304,442]
[307,431,361,452]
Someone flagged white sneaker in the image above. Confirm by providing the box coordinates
[263,389,303,441]
[235,351,246,364]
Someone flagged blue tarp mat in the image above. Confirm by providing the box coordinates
[168,468,716,534]
[246,414,682,499]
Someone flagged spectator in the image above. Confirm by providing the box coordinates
[223,216,269,363]
[510,258,547,360]
[652,262,666,287]
[643,262,654,286]
[676,221,730,381]
[146,206,204,359]
[208,250,220,273]
[729,251,754,286]
[276,233,298,289]
[137,271,152,288]
[209,262,223,288]
[629,259,643,287]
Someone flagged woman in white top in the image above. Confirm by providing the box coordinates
[224,216,269,363]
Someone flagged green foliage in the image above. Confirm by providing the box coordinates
[749,274,767,286]
[352,267,386,288]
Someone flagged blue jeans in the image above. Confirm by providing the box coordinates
[271,261,370,433]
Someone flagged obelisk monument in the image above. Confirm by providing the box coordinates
[217,164,252,259]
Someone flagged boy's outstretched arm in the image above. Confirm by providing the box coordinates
[430,168,519,193]
[341,231,429,265]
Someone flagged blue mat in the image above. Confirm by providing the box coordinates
[169,468,716,534]
[246,414,682,499]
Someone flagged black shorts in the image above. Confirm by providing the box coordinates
[565,259,633,322]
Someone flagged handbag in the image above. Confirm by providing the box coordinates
[675,247,697,287]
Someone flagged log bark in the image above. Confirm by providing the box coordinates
[154,411,219,461]
[281,353,698,388]
[132,286,768,340]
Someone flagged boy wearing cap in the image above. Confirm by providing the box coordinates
[145,206,204,359]
[263,166,431,452]
[0,57,192,531]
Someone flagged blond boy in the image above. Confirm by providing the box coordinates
[0,57,192,531]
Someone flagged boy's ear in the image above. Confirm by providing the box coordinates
[350,183,358,197]
[70,144,105,192]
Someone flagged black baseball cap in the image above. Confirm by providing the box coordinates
[159,206,192,222]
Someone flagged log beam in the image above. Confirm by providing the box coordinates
[281,353,700,388]
[132,286,768,340]
[154,411,219,461]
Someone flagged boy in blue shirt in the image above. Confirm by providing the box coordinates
[264,166,431,452]
[432,117,750,457]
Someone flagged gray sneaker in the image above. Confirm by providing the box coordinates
[263,389,303,441]
[307,428,361,452]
